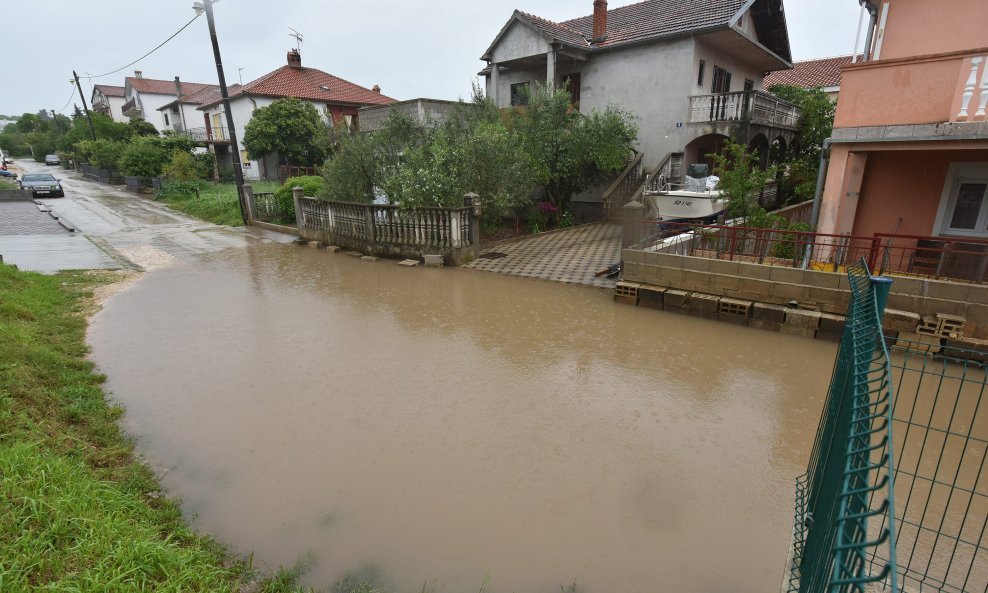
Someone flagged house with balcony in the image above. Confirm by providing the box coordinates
[91,85,128,123]
[817,0,988,282]
[196,49,396,181]
[480,0,800,218]
[614,0,988,346]
[156,83,223,135]
[121,71,212,132]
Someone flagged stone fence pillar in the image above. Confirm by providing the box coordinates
[465,192,481,252]
[292,186,304,229]
[622,200,645,248]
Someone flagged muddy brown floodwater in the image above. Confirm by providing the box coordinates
[88,243,837,593]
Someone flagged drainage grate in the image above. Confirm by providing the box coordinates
[478,252,507,259]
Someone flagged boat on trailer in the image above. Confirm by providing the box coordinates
[642,164,726,224]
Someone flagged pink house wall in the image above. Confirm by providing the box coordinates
[835,57,966,127]
[877,0,988,61]
[851,149,988,238]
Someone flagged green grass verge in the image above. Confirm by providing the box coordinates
[0,264,306,592]
[0,179,18,190]
[156,181,281,226]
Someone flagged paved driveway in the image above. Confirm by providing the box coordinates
[465,223,622,289]
[0,201,66,235]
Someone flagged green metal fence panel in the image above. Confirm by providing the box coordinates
[872,341,988,592]
[785,258,899,593]
[785,258,988,593]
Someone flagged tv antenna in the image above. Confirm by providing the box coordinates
[288,27,303,51]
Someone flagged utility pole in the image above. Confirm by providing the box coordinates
[198,0,247,224]
[72,70,97,141]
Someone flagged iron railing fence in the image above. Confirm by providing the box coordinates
[632,222,988,284]
[786,258,899,593]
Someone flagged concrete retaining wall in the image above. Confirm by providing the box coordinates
[621,248,988,340]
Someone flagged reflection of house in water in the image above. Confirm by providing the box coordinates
[817,0,988,282]
[480,0,802,219]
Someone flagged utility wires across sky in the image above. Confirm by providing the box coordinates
[80,13,202,80]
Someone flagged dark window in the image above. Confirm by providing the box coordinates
[510,82,530,106]
[744,79,754,91]
[697,60,705,86]
[711,66,732,93]
[164,113,169,126]
[564,73,581,108]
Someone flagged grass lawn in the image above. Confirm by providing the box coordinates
[0,264,305,592]
[156,180,281,226]
[0,179,18,190]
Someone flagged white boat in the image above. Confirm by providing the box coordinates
[643,174,726,223]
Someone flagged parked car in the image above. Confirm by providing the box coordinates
[44,154,61,166]
[18,173,64,197]
[0,169,16,179]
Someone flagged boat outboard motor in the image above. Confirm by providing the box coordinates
[685,163,710,191]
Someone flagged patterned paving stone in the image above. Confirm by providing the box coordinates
[465,223,621,289]
[0,202,67,235]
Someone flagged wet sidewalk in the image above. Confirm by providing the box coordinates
[465,222,622,289]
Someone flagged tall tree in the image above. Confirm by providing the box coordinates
[242,97,327,166]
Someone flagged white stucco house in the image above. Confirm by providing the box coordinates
[195,50,396,181]
[120,71,213,132]
[481,0,801,197]
[91,85,128,123]
[156,84,224,136]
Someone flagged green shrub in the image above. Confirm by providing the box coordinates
[192,152,215,180]
[274,175,324,222]
[162,151,198,181]
[118,137,171,177]
[87,139,126,171]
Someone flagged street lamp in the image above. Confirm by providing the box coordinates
[194,0,248,225]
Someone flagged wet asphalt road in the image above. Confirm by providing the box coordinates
[1,160,290,273]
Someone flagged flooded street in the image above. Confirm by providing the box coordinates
[88,243,836,593]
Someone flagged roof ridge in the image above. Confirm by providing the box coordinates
[558,0,657,26]
[518,9,588,40]
[791,53,856,63]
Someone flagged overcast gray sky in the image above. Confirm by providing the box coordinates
[2,0,863,117]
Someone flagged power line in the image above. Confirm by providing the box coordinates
[81,13,202,80]
[55,86,77,113]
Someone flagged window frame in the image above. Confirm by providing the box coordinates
[510,81,530,106]
[711,66,732,94]
[933,163,988,238]
[697,60,705,86]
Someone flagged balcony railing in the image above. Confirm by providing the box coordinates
[689,90,801,130]
[121,98,140,116]
[177,127,229,143]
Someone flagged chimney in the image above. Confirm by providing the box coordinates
[134,70,143,79]
[592,0,607,42]
[287,49,302,68]
[372,85,381,94]
[174,76,183,99]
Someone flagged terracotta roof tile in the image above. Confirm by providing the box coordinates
[763,55,855,90]
[93,84,125,98]
[126,77,211,96]
[521,0,747,50]
[198,65,396,110]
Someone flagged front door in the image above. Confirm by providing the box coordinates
[212,113,225,141]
